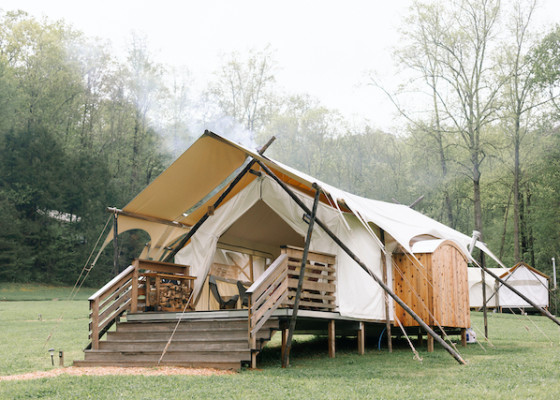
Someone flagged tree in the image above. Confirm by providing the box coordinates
[393,0,504,239]
[207,46,277,133]
[498,0,541,263]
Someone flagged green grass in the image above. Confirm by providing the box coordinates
[1,293,560,399]
[0,283,96,301]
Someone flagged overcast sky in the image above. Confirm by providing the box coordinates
[2,0,560,132]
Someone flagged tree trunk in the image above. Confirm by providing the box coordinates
[513,120,521,262]
[473,154,483,238]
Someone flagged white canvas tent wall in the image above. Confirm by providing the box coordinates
[102,131,506,321]
[468,267,509,308]
[174,175,388,320]
[497,263,550,309]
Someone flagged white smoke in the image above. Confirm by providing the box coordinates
[191,115,257,150]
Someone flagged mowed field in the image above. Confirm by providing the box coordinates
[1,284,559,399]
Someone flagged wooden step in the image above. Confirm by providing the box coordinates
[115,318,277,332]
[83,349,251,363]
[73,359,241,369]
[99,339,248,352]
[78,316,279,369]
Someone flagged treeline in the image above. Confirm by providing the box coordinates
[0,1,559,287]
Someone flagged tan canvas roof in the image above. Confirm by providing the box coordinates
[106,130,504,267]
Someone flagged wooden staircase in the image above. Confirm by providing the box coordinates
[75,316,280,369]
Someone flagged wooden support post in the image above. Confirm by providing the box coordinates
[131,260,139,313]
[358,322,365,355]
[155,276,161,311]
[417,331,424,347]
[328,320,336,358]
[427,332,434,352]
[461,328,467,347]
[282,186,321,368]
[256,159,467,365]
[281,328,288,361]
[90,298,100,350]
[380,229,392,353]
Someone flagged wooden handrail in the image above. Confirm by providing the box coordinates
[88,259,193,350]
[247,254,289,367]
[89,264,137,350]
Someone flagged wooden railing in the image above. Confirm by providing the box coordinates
[247,254,289,346]
[246,246,336,364]
[281,246,337,311]
[88,259,192,350]
[88,264,138,350]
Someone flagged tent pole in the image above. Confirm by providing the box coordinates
[106,207,190,229]
[380,229,393,352]
[162,136,276,263]
[162,159,255,262]
[112,211,119,276]
[282,185,321,368]
[255,159,467,365]
[480,252,489,338]
[474,262,560,327]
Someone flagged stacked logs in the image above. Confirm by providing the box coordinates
[160,281,193,312]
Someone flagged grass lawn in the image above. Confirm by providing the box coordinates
[1,287,560,399]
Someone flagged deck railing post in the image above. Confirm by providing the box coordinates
[90,298,100,350]
[131,260,139,313]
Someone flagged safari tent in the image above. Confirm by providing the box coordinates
[496,263,550,311]
[78,130,543,369]
[468,263,550,311]
[468,267,510,309]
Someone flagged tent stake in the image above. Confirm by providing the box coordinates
[282,186,321,368]
[255,159,467,365]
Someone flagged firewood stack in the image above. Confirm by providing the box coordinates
[160,282,193,312]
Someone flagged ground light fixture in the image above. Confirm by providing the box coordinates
[48,348,55,366]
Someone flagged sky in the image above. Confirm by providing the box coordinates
[2,0,560,132]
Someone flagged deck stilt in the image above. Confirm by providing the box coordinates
[357,322,365,355]
[427,332,434,352]
[461,328,467,347]
[328,320,335,358]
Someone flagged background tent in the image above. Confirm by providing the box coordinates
[497,263,550,310]
[468,267,509,308]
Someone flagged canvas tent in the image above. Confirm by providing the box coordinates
[468,267,510,308]
[103,131,506,322]
[497,263,550,310]
[468,263,550,310]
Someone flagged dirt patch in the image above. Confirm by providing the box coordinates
[0,366,235,381]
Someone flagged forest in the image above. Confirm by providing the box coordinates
[0,0,559,287]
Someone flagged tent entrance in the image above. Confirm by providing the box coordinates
[198,200,306,311]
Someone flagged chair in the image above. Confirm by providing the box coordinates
[208,275,238,310]
[237,281,249,308]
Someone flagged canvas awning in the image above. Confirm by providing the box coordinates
[104,130,505,266]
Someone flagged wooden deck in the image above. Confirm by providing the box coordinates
[76,309,385,369]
